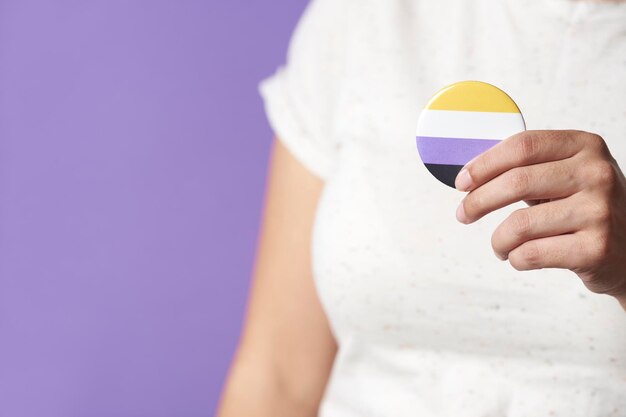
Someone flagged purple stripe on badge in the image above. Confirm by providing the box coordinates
[416,136,501,166]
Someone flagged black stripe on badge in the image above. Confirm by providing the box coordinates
[424,164,463,189]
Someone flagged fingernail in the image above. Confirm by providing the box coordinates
[455,168,472,191]
[456,201,469,224]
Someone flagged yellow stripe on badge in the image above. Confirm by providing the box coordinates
[425,80,522,113]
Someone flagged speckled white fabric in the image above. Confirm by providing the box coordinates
[259,0,626,415]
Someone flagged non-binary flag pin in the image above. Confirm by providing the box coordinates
[416,80,526,188]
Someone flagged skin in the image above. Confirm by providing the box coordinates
[220,1,626,404]
[218,131,626,414]
[455,130,626,312]
[216,137,336,416]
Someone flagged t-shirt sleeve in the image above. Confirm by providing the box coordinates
[258,0,347,181]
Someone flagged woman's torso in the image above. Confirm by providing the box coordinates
[312,0,626,415]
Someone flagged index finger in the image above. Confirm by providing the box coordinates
[454,130,586,192]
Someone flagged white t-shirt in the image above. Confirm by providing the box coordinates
[259,0,626,415]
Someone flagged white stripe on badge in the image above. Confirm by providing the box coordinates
[416,109,526,140]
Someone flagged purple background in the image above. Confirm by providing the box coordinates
[0,1,308,415]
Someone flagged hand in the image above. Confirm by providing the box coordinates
[454,130,626,307]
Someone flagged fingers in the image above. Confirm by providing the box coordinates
[453,129,620,279]
[491,196,587,260]
[455,130,597,192]
[507,233,587,271]
[457,158,581,224]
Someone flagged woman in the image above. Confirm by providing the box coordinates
[218,0,626,415]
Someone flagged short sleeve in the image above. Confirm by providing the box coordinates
[258,0,348,180]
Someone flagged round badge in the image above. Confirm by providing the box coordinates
[416,81,526,188]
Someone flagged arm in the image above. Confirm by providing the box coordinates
[216,137,337,416]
